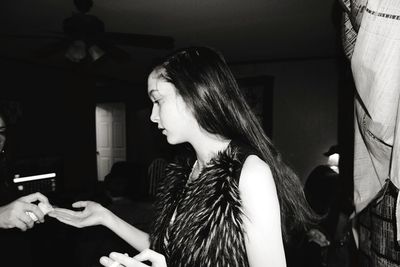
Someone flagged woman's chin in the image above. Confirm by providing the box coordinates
[165,135,182,145]
[166,138,177,145]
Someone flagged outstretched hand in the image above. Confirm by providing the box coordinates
[0,192,50,231]
[48,200,107,228]
[100,250,167,267]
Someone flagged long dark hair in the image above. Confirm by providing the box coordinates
[152,46,317,242]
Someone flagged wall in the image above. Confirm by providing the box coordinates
[231,58,340,182]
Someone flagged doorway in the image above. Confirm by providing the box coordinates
[95,102,126,181]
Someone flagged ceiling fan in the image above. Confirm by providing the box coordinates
[1,0,174,63]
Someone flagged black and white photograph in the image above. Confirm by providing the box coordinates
[0,0,398,266]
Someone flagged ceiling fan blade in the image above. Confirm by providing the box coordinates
[0,33,65,41]
[0,32,69,60]
[103,45,132,63]
[105,32,174,50]
[33,40,70,58]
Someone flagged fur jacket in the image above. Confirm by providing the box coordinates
[150,142,254,267]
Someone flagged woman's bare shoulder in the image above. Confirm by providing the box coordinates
[239,154,280,215]
[239,155,275,189]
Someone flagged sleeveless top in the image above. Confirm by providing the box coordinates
[149,141,257,267]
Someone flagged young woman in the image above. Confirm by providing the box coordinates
[50,46,317,267]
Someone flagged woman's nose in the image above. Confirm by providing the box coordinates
[150,105,159,123]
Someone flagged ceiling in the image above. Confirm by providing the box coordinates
[0,0,342,81]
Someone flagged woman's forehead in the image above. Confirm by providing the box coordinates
[147,74,162,94]
[148,73,175,95]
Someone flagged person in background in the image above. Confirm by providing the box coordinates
[305,145,341,244]
[301,145,356,267]
[0,102,52,267]
[340,0,400,266]
[0,104,51,231]
[50,46,318,267]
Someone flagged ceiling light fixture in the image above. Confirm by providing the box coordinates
[65,40,105,63]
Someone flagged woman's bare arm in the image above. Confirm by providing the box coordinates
[49,201,150,252]
[239,155,286,267]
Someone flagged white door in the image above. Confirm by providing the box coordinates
[96,102,126,181]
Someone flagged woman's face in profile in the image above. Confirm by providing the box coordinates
[147,71,197,145]
[0,115,6,152]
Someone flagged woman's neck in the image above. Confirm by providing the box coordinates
[189,132,231,170]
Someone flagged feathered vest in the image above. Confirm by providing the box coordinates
[150,142,253,267]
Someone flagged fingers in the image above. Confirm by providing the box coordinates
[109,252,149,267]
[48,208,90,228]
[10,201,43,226]
[18,192,49,223]
[25,202,45,222]
[109,252,131,264]
[19,212,35,229]
[133,249,166,265]
[20,192,49,204]
[49,209,79,221]
[72,201,88,208]
[38,202,54,215]
[52,207,81,217]
[47,210,57,218]
[51,215,82,228]
[99,256,117,267]
[100,254,136,267]
[10,210,34,231]
[133,249,154,261]
[14,219,28,231]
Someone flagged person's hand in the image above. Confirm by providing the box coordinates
[99,249,167,267]
[307,228,330,247]
[0,192,50,231]
[48,200,107,228]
